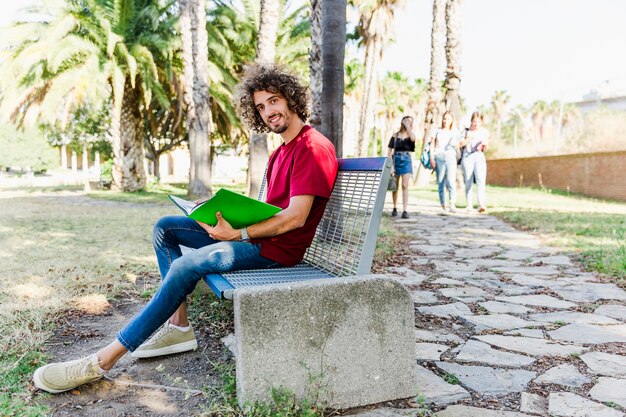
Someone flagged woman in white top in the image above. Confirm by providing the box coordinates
[429,111,460,212]
[459,112,490,212]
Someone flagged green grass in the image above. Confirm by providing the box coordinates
[409,183,626,280]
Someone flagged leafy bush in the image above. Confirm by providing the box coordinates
[0,124,58,173]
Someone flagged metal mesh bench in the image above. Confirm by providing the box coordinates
[204,157,392,299]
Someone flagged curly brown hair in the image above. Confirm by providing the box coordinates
[234,63,311,133]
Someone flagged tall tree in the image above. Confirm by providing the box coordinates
[0,0,176,192]
[321,0,346,156]
[443,0,463,124]
[309,0,323,130]
[180,0,213,198]
[247,0,279,198]
[355,0,403,156]
[491,90,510,142]
[425,0,446,136]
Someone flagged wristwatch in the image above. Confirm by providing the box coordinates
[239,227,250,242]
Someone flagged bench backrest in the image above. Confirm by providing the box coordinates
[258,157,392,276]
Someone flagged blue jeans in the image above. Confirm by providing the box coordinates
[116,215,279,352]
[434,150,457,207]
[461,151,487,209]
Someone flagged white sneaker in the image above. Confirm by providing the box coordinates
[131,323,198,359]
[33,354,104,393]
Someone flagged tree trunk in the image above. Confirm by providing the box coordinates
[321,0,346,157]
[425,0,446,132]
[357,38,382,157]
[443,0,463,125]
[247,0,279,198]
[180,0,212,198]
[309,0,323,130]
[110,79,147,192]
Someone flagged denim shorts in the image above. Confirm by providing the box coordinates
[393,152,413,175]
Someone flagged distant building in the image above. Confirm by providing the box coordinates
[572,91,626,114]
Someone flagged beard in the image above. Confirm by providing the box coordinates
[266,112,291,134]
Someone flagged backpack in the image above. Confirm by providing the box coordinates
[420,142,432,170]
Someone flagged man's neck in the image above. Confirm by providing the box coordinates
[280,117,306,145]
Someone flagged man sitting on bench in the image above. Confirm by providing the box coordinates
[33,63,339,394]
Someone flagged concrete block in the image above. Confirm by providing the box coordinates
[234,275,417,409]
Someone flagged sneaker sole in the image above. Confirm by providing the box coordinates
[130,339,198,359]
[32,365,102,393]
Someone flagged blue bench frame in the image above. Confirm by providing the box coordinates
[204,157,392,299]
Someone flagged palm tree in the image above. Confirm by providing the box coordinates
[321,0,347,157]
[1,0,177,192]
[443,0,463,124]
[530,100,548,143]
[491,90,510,142]
[309,0,323,130]
[179,0,213,198]
[247,0,279,198]
[355,0,404,157]
[425,0,446,136]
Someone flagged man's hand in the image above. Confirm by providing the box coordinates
[197,212,241,241]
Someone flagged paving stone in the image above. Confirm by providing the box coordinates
[467,279,531,295]
[529,311,621,325]
[595,304,626,321]
[410,290,439,304]
[534,364,590,388]
[500,249,540,261]
[455,340,535,367]
[479,301,534,314]
[589,377,626,408]
[548,392,624,417]
[411,258,431,266]
[434,261,477,272]
[504,328,544,338]
[431,278,465,286]
[529,255,573,266]
[435,405,534,417]
[461,314,538,331]
[418,303,472,318]
[548,323,626,344]
[520,392,548,415]
[466,258,523,268]
[411,244,454,255]
[351,407,416,417]
[454,247,500,259]
[415,329,463,344]
[494,295,576,309]
[435,362,535,394]
[475,335,588,356]
[552,283,626,302]
[491,266,560,276]
[581,352,626,377]
[508,274,558,288]
[386,266,427,278]
[414,365,471,406]
[441,270,499,280]
[416,343,450,361]
[439,286,489,300]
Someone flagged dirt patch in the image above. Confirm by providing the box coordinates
[33,283,230,416]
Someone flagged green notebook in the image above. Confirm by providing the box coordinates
[169,189,282,229]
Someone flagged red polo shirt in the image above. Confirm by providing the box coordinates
[254,125,338,266]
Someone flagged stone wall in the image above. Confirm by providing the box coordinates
[487,151,626,201]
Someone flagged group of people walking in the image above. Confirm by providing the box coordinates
[387,111,490,215]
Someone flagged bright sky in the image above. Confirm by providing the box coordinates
[379,0,626,110]
[3,0,626,111]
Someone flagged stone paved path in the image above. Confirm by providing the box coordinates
[355,201,626,416]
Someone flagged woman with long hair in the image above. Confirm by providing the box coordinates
[429,111,460,212]
[387,115,417,219]
[460,111,490,212]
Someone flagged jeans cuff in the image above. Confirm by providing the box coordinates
[116,331,136,352]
